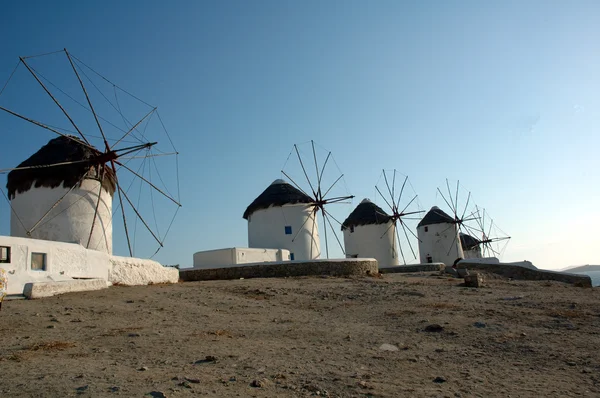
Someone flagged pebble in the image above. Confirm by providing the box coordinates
[433,376,447,383]
[251,378,270,388]
[473,322,486,328]
[139,366,149,371]
[379,343,399,352]
[424,324,444,333]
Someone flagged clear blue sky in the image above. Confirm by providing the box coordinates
[0,0,598,269]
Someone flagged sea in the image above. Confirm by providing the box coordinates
[574,270,600,287]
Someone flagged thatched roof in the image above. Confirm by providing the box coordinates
[417,206,455,227]
[6,135,116,199]
[341,199,391,231]
[243,179,314,220]
[460,233,481,250]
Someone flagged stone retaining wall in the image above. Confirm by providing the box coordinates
[379,263,445,274]
[179,259,379,282]
[460,261,592,288]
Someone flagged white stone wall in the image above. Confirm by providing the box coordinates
[463,247,483,259]
[108,255,179,286]
[0,235,110,295]
[417,222,464,266]
[247,204,320,261]
[343,222,399,267]
[0,235,177,296]
[10,179,113,254]
[192,247,291,269]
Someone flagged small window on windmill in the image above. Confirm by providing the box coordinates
[424,226,429,232]
[284,226,292,235]
[31,252,47,271]
[290,253,295,261]
[350,225,355,233]
[0,246,10,263]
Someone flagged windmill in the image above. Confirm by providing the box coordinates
[374,169,424,265]
[0,49,181,259]
[280,140,354,259]
[471,205,511,259]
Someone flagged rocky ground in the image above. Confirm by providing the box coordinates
[1,272,599,397]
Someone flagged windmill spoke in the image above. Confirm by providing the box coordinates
[382,170,395,212]
[117,182,163,249]
[391,169,396,205]
[455,180,460,218]
[379,219,396,239]
[323,195,354,204]
[461,191,471,221]
[281,170,312,199]
[446,179,457,216]
[322,208,344,226]
[294,144,316,197]
[375,185,394,212]
[290,207,316,242]
[323,209,345,255]
[64,49,111,151]
[86,165,105,248]
[396,175,408,210]
[0,105,96,150]
[118,152,178,160]
[318,152,331,188]
[401,210,425,216]
[322,174,344,198]
[27,173,88,235]
[437,187,454,215]
[395,223,406,265]
[402,220,422,242]
[400,221,417,260]
[322,208,329,258]
[112,163,132,256]
[111,107,157,150]
[19,56,91,146]
[311,141,321,198]
[446,227,459,257]
[115,160,181,206]
[400,194,418,215]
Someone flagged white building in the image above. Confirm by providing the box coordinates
[342,198,398,267]
[460,233,482,259]
[417,206,464,266]
[193,247,290,269]
[7,136,114,254]
[243,179,320,261]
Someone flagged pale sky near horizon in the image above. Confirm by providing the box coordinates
[0,1,598,270]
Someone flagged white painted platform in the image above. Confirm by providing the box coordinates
[23,278,108,299]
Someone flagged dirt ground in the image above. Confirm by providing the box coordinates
[1,272,599,397]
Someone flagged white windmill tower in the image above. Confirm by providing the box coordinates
[0,49,181,259]
[243,179,320,261]
[342,170,423,266]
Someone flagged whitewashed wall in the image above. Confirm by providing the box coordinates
[193,247,290,269]
[247,204,320,261]
[10,179,113,254]
[0,235,110,295]
[417,222,464,266]
[463,247,483,259]
[343,222,399,267]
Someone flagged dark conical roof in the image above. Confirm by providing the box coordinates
[243,179,314,220]
[460,233,481,250]
[417,206,455,227]
[341,198,391,231]
[6,135,116,199]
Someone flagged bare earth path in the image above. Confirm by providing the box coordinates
[1,273,599,397]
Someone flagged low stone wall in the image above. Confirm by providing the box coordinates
[109,256,179,286]
[379,263,445,274]
[460,261,592,288]
[23,279,108,299]
[179,259,379,282]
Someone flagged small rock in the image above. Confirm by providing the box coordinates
[424,324,444,333]
[146,392,167,398]
[47,325,56,329]
[464,273,483,288]
[433,376,447,383]
[139,366,149,371]
[109,386,120,392]
[379,343,399,352]
[582,368,592,374]
[185,377,201,384]
[128,333,141,337]
[229,376,237,382]
[473,322,486,328]
[76,385,89,392]
[566,361,577,367]
[521,332,527,336]
[251,378,270,388]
